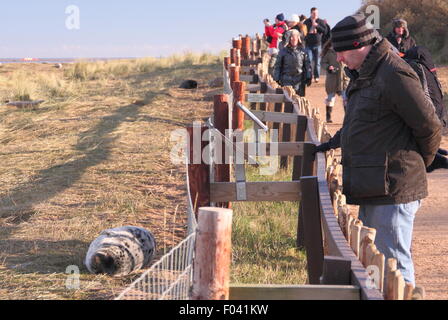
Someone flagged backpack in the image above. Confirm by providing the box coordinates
[404,46,447,127]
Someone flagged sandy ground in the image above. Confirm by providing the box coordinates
[306,71,448,300]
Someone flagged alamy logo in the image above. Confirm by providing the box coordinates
[365,5,381,30]
[65,5,80,30]
[66,265,80,290]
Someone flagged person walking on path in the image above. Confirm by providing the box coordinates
[321,40,350,123]
[264,14,287,75]
[386,19,416,57]
[303,7,330,83]
[273,29,312,97]
[318,13,442,288]
[280,14,307,50]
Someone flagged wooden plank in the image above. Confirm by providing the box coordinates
[241,58,262,66]
[247,84,261,92]
[210,181,301,202]
[281,102,294,169]
[240,74,256,82]
[187,125,210,215]
[245,110,301,124]
[293,115,308,249]
[244,142,305,157]
[360,227,376,265]
[392,270,405,300]
[404,283,414,300]
[213,95,231,209]
[241,66,256,73]
[350,220,362,259]
[386,258,398,300]
[229,285,361,300]
[321,256,352,285]
[245,93,286,103]
[301,176,324,284]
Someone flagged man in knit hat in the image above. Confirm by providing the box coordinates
[386,19,416,56]
[318,13,442,288]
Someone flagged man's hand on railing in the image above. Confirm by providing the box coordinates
[313,142,331,155]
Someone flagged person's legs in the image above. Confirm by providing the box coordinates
[358,201,421,287]
[314,45,322,80]
[305,47,314,80]
[325,92,336,123]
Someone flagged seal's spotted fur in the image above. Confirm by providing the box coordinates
[85,226,156,276]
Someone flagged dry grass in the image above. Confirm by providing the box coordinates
[0,57,221,300]
[230,121,308,286]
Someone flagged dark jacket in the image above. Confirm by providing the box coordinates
[303,18,328,47]
[405,46,447,128]
[339,38,442,205]
[321,48,350,95]
[386,31,416,55]
[273,45,312,88]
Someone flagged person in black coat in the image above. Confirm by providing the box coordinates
[273,29,312,96]
[386,19,416,56]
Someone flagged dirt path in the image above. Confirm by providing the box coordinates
[306,73,448,300]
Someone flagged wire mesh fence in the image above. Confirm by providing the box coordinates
[115,161,198,300]
[115,232,196,300]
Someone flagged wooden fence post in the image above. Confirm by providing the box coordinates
[230,48,239,66]
[281,102,294,169]
[224,57,231,71]
[233,38,243,50]
[187,125,211,216]
[233,81,246,131]
[300,176,324,284]
[230,65,240,91]
[242,35,251,60]
[273,88,284,151]
[192,207,233,300]
[214,95,231,209]
[293,116,308,249]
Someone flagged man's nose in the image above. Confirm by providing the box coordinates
[336,53,344,64]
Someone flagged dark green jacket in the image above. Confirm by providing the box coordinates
[340,38,442,205]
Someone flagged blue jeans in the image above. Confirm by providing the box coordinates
[305,45,322,79]
[358,200,421,287]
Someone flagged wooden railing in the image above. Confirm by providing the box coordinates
[187,34,424,300]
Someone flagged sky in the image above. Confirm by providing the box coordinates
[0,0,362,58]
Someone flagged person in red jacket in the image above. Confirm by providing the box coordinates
[264,13,287,75]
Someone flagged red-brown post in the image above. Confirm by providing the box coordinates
[232,81,246,130]
[229,65,240,90]
[232,38,243,50]
[224,57,231,71]
[230,48,237,65]
[213,95,231,209]
[242,35,251,60]
[235,49,241,67]
[187,125,210,216]
[192,207,233,300]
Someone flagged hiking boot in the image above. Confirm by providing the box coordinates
[326,106,333,123]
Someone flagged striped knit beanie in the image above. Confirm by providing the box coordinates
[331,13,379,52]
